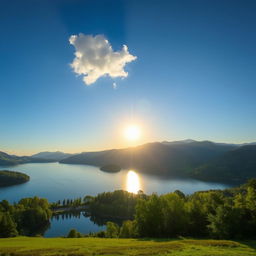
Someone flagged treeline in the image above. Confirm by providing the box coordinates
[1,179,256,239]
[0,197,52,237]
[71,179,256,239]
[51,191,143,220]
[52,197,84,208]
[86,190,145,219]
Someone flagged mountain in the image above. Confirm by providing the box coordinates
[161,139,196,145]
[31,151,73,161]
[0,151,28,165]
[60,140,237,177]
[192,145,256,183]
[0,151,56,166]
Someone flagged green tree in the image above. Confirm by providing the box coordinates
[161,193,188,237]
[67,229,78,238]
[0,212,18,238]
[208,205,243,239]
[106,222,119,238]
[119,220,136,238]
[135,194,164,237]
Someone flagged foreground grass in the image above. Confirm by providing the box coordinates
[0,237,255,256]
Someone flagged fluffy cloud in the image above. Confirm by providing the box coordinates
[69,34,137,85]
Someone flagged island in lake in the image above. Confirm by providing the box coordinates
[100,164,121,173]
[0,170,30,187]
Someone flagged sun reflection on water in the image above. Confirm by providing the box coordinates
[126,170,142,194]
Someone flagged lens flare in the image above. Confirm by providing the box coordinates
[126,170,142,193]
[124,125,141,141]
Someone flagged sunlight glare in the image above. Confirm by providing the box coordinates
[126,170,141,193]
[124,125,141,141]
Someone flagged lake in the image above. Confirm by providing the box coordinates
[0,162,229,237]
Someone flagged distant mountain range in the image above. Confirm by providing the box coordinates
[31,151,73,161]
[0,151,73,166]
[1,140,256,184]
[60,140,256,184]
[0,151,56,166]
[60,140,236,174]
[0,151,29,165]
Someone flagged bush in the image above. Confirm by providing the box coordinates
[67,229,83,238]
[106,222,119,238]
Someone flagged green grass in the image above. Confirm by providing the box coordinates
[0,237,255,256]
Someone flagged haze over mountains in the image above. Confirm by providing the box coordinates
[0,151,56,166]
[31,151,73,161]
[0,151,72,165]
[60,140,256,183]
[1,140,256,184]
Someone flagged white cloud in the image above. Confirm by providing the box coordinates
[69,34,137,85]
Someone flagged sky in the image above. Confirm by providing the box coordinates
[0,0,256,155]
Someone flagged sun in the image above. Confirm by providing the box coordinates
[124,125,141,141]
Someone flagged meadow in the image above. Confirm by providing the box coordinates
[0,237,255,256]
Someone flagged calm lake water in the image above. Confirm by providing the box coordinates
[0,162,229,237]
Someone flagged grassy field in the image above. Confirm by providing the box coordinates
[0,237,255,256]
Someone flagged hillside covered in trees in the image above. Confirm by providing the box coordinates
[192,145,256,183]
[60,140,256,183]
[60,141,236,174]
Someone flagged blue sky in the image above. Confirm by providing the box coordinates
[0,0,256,155]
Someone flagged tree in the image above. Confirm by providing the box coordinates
[119,220,136,238]
[67,229,78,238]
[247,178,256,190]
[106,222,119,238]
[207,205,243,239]
[135,194,165,237]
[161,193,188,237]
[0,212,18,238]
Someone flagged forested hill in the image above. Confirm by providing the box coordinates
[0,151,55,166]
[0,170,30,187]
[192,145,256,183]
[60,141,237,177]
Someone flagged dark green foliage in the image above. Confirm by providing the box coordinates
[0,212,18,237]
[60,141,236,178]
[1,179,256,240]
[0,170,29,187]
[208,205,244,239]
[135,193,188,238]
[67,229,82,238]
[52,197,83,209]
[106,222,119,238]
[94,230,106,237]
[119,220,136,238]
[16,197,52,236]
[193,145,256,183]
[118,179,256,239]
[89,190,144,219]
[0,197,52,237]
